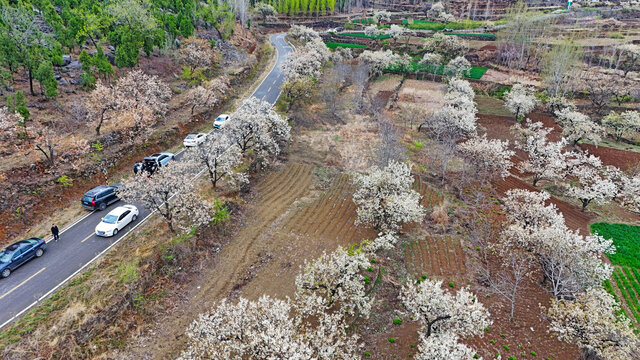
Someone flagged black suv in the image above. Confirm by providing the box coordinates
[81,184,121,211]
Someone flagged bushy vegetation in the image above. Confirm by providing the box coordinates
[405,19,486,31]
[342,32,391,40]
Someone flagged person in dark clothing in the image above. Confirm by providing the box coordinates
[133,163,141,174]
[51,224,59,242]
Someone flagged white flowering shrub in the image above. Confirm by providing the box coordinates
[504,83,538,121]
[602,110,640,142]
[359,49,410,78]
[564,157,618,211]
[287,24,320,43]
[352,161,425,231]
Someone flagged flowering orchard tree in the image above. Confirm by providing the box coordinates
[287,24,320,43]
[179,295,361,360]
[419,52,442,80]
[29,121,89,167]
[373,10,391,23]
[387,24,404,44]
[364,24,382,38]
[402,279,490,359]
[179,37,219,71]
[546,288,639,360]
[555,108,603,146]
[359,50,410,78]
[227,96,290,167]
[458,135,514,181]
[501,189,615,299]
[446,56,471,77]
[513,120,568,186]
[423,33,467,61]
[119,161,212,232]
[185,134,246,188]
[619,174,640,212]
[363,231,398,252]
[564,158,618,211]
[415,333,478,360]
[251,2,277,22]
[402,279,491,338]
[352,161,425,231]
[187,76,229,115]
[88,70,171,136]
[601,110,640,142]
[294,246,371,318]
[504,83,539,121]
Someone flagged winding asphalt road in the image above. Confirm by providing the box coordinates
[0,33,292,329]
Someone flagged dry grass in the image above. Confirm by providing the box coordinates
[396,79,446,114]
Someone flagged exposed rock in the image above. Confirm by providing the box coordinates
[58,77,69,87]
[106,52,115,64]
[66,60,82,70]
[62,54,72,66]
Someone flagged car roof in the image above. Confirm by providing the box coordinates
[216,114,229,119]
[3,239,38,252]
[107,206,133,217]
[86,185,111,195]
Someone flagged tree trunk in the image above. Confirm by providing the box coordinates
[28,67,35,96]
[96,109,107,136]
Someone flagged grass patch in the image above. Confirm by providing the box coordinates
[475,95,512,117]
[324,42,367,49]
[386,62,487,79]
[591,223,640,268]
[351,17,374,25]
[405,19,486,31]
[443,32,497,40]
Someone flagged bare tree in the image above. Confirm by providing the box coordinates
[376,117,405,167]
[490,253,532,321]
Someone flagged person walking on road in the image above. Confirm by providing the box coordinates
[51,224,59,242]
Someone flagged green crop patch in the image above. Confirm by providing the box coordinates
[324,42,367,49]
[386,62,487,79]
[591,223,640,269]
[342,32,391,40]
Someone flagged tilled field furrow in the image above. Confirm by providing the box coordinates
[426,239,440,276]
[311,197,348,237]
[259,164,304,206]
[257,166,312,220]
[257,163,296,194]
[326,199,357,240]
[334,210,357,243]
[307,190,346,236]
[295,176,349,235]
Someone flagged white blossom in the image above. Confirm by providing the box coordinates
[364,24,382,38]
[352,161,425,231]
[0,107,20,140]
[372,10,391,23]
[513,119,568,186]
[546,288,639,360]
[294,246,371,317]
[415,332,479,360]
[184,134,246,188]
[227,96,290,168]
[619,174,640,212]
[359,50,410,78]
[387,24,404,41]
[602,110,640,142]
[446,56,471,76]
[555,108,603,146]
[504,83,539,121]
[187,76,229,115]
[458,135,514,179]
[564,158,618,211]
[118,161,212,232]
[287,24,320,43]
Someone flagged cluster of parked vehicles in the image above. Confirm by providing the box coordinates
[1,114,232,278]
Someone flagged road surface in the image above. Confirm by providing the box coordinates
[0,33,293,329]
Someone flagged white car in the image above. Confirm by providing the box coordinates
[95,205,139,237]
[183,133,207,147]
[214,114,230,129]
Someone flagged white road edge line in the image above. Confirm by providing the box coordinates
[0,33,292,331]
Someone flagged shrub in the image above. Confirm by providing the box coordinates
[393,318,402,325]
[363,276,371,284]
[500,333,506,338]
[388,337,395,343]
[57,175,73,187]
[324,42,367,49]
[531,351,537,356]
[508,357,516,360]
[364,352,371,357]
[503,345,510,350]
[449,281,455,288]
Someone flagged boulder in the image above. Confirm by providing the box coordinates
[106,52,115,64]
[66,60,82,70]
[58,77,69,87]
[62,54,72,66]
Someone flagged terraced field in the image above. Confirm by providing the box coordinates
[281,174,375,248]
[404,235,467,280]
[413,175,444,208]
[611,266,640,327]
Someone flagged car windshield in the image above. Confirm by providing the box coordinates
[215,116,226,122]
[186,134,197,139]
[0,250,14,263]
[102,215,118,224]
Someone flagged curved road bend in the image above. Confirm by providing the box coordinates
[0,33,293,329]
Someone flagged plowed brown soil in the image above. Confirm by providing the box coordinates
[404,235,467,282]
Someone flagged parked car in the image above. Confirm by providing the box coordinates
[214,114,230,129]
[81,184,122,211]
[95,205,139,237]
[334,26,344,32]
[142,152,175,174]
[0,238,47,278]
[183,133,208,147]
